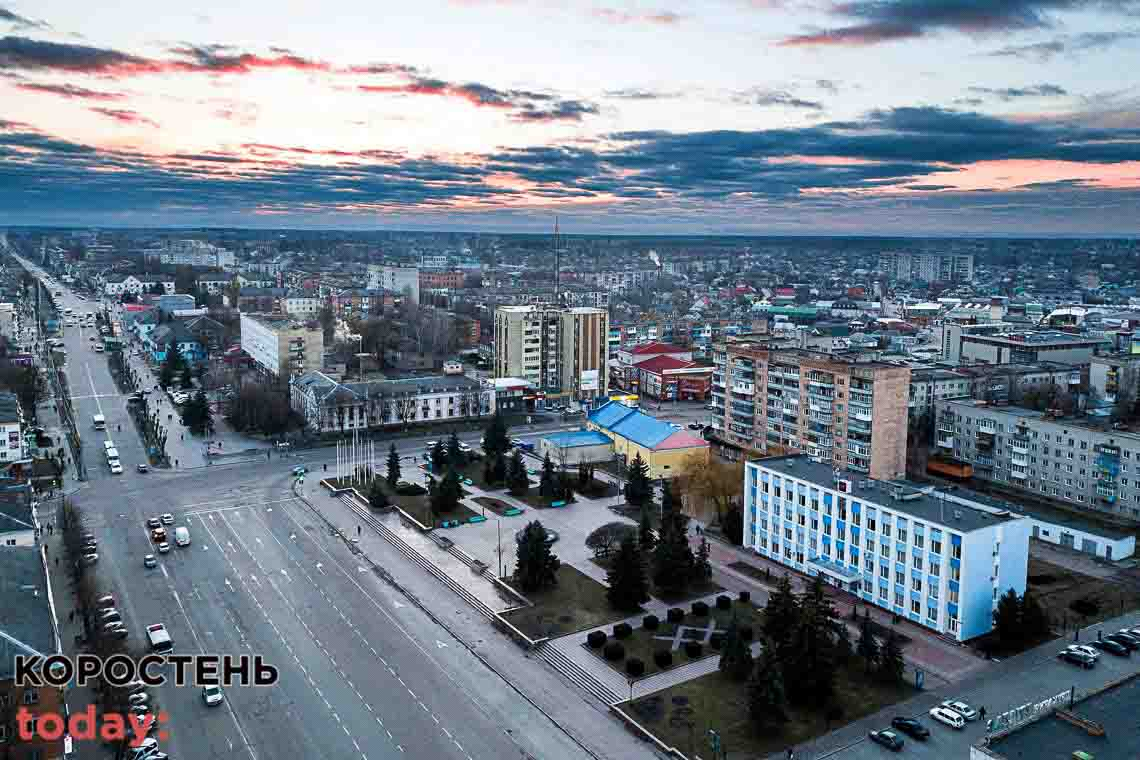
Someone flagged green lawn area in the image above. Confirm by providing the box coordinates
[626,662,915,758]
[586,599,761,679]
[501,564,629,639]
[472,496,525,517]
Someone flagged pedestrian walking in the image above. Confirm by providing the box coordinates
[55,557,58,567]
[69,611,74,623]
[980,706,986,721]
[357,525,362,537]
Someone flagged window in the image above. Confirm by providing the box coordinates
[879,586,888,600]
[894,592,904,607]
[931,539,942,554]
[949,588,959,604]
[895,570,905,584]
[811,518,819,531]
[865,537,874,551]
[865,557,874,571]
[897,529,908,543]
[784,528,792,540]
[911,599,921,614]
[896,549,906,563]
[930,563,940,577]
[867,516,877,532]
[880,565,889,578]
[950,565,961,582]
[930,585,939,599]
[22,689,38,705]
[915,535,925,549]
[951,543,962,560]
[880,543,888,558]
[911,577,922,592]
[913,555,924,571]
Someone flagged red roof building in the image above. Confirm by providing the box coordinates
[632,355,713,401]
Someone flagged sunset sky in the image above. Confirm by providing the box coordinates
[3,0,1140,233]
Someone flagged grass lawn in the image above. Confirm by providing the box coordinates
[340,477,481,527]
[592,556,724,604]
[586,599,761,679]
[1022,556,1140,634]
[626,662,915,758]
[501,564,629,639]
[513,487,575,510]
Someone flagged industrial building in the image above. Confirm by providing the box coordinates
[743,455,1031,641]
[959,330,1106,366]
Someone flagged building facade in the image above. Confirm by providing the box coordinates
[1090,352,1140,405]
[493,305,609,403]
[710,342,910,480]
[240,313,324,379]
[935,399,1140,524]
[879,251,974,283]
[291,371,492,433]
[368,265,420,304]
[587,401,708,479]
[744,456,1030,641]
[959,330,1105,366]
[0,392,26,464]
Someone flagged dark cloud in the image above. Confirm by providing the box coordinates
[0,35,164,74]
[0,6,47,29]
[89,107,159,127]
[360,76,597,122]
[780,0,1140,47]
[987,29,1140,60]
[14,81,125,100]
[967,83,1069,100]
[733,87,823,110]
[166,43,332,73]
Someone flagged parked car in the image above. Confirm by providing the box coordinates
[161,513,174,525]
[1058,649,1096,669]
[1065,644,1101,660]
[1105,632,1139,651]
[928,706,965,729]
[890,717,929,740]
[157,542,171,554]
[146,517,162,529]
[940,700,978,721]
[137,463,149,473]
[110,461,123,475]
[868,729,904,751]
[151,527,167,543]
[1089,639,1129,657]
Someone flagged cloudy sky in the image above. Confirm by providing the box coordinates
[4,0,1140,233]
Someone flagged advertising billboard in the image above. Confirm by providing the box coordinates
[580,369,600,391]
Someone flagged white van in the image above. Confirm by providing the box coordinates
[105,447,120,463]
[93,414,106,431]
[103,440,115,452]
[146,623,173,654]
[174,527,190,547]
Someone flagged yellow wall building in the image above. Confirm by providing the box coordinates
[587,401,709,480]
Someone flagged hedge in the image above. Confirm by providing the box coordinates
[684,641,703,658]
[691,601,709,617]
[653,650,673,668]
[613,622,633,640]
[586,630,607,648]
[667,608,685,624]
[625,658,645,677]
[603,641,626,661]
[715,595,732,610]
[642,615,659,631]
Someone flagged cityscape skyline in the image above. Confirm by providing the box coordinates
[3,0,1140,233]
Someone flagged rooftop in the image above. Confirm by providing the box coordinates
[542,430,613,448]
[633,355,697,374]
[0,546,59,680]
[630,341,688,355]
[749,455,1020,533]
[589,401,708,451]
[241,313,318,331]
[967,330,1107,347]
[987,673,1140,760]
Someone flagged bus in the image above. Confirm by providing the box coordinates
[92,414,105,431]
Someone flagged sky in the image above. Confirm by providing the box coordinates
[3,0,1140,234]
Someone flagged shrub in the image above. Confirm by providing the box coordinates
[642,615,659,631]
[603,641,625,661]
[654,649,673,668]
[738,590,751,603]
[395,482,427,496]
[709,633,725,650]
[667,608,684,624]
[691,601,709,617]
[625,658,645,677]
[613,623,633,640]
[739,625,753,642]
[715,595,732,610]
[684,641,703,658]
[586,631,607,649]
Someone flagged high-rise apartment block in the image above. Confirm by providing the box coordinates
[711,342,910,480]
[494,305,608,402]
[367,265,420,304]
[743,456,1030,640]
[879,251,974,283]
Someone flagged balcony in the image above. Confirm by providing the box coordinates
[809,398,833,413]
[1011,452,1029,467]
[1011,437,1029,454]
[978,420,997,433]
[1009,467,1028,480]
[809,410,834,425]
[848,418,872,434]
[937,434,955,449]
[732,382,755,396]
[848,442,870,457]
[850,404,873,422]
[974,454,994,467]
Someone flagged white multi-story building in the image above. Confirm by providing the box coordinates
[879,251,974,283]
[494,305,609,403]
[743,455,1031,641]
[0,392,27,465]
[101,274,176,297]
[367,265,420,304]
[144,240,235,270]
[0,303,17,340]
[240,313,324,379]
[284,292,321,318]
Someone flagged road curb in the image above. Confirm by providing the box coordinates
[290,482,606,760]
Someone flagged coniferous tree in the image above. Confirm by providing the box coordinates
[436,468,463,515]
[539,453,557,499]
[878,628,905,685]
[785,575,838,705]
[483,412,511,459]
[856,610,880,673]
[719,617,754,681]
[762,575,799,656]
[386,443,401,487]
[651,482,694,596]
[446,432,465,469]
[692,537,713,585]
[431,441,448,473]
[625,452,652,509]
[514,520,560,592]
[749,639,788,730]
[491,453,507,484]
[992,588,1023,649]
[638,506,656,554]
[368,479,389,510]
[606,535,649,612]
[180,363,194,390]
[1019,589,1051,643]
[508,450,529,495]
[834,619,853,666]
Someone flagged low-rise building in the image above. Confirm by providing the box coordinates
[744,455,1030,641]
[0,392,26,465]
[538,430,614,467]
[959,330,1106,366]
[284,291,321,319]
[290,371,493,433]
[631,355,713,401]
[240,313,324,379]
[587,400,708,479]
[147,322,205,365]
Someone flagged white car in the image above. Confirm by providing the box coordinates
[940,700,978,721]
[928,706,965,729]
[1065,644,1101,660]
[110,462,123,475]
[160,513,174,525]
[202,685,224,706]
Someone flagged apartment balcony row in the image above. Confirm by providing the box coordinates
[732,383,755,396]
[1011,437,1029,454]
[849,404,873,422]
[808,398,833,413]
[847,418,872,434]
[847,442,870,457]
[937,435,955,449]
[809,410,834,425]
